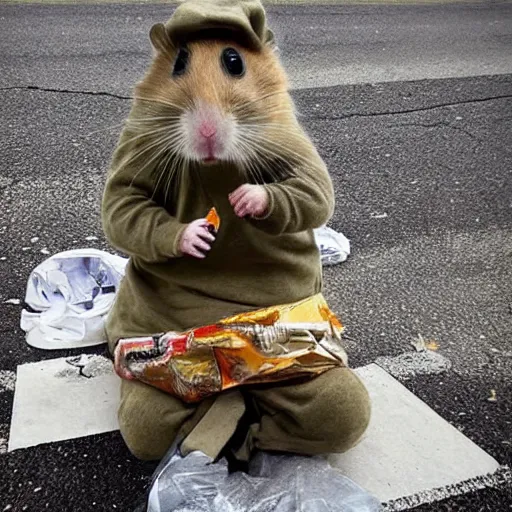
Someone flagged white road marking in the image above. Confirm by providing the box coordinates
[0,424,9,454]
[0,370,16,393]
[375,350,451,380]
[383,465,512,511]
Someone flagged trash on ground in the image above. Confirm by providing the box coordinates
[146,449,382,512]
[20,249,127,349]
[411,334,439,352]
[314,225,350,266]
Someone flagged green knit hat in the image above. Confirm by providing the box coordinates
[163,0,274,51]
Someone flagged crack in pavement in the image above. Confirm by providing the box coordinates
[1,86,511,119]
[57,355,114,380]
[0,85,131,101]
[397,120,481,141]
[394,119,512,155]
[308,94,512,120]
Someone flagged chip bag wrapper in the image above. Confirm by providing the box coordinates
[114,294,347,403]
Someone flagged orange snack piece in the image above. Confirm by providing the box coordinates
[205,207,221,232]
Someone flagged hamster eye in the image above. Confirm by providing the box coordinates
[173,47,189,76]
[221,48,245,77]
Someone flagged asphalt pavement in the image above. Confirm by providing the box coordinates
[0,2,511,511]
[1,2,512,93]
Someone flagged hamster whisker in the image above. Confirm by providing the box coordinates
[152,166,168,200]
[129,127,184,144]
[122,131,181,171]
[243,155,266,185]
[241,121,297,130]
[127,136,181,188]
[151,137,188,201]
[241,130,318,169]
[155,150,175,200]
[237,110,292,123]
[118,136,169,176]
[258,146,318,177]
[133,101,185,119]
[114,125,184,155]
[238,124,295,142]
[158,143,187,202]
[232,133,260,172]
[251,151,292,183]
[152,142,183,200]
[241,125,311,145]
[235,136,287,184]
[126,116,183,128]
[231,90,289,115]
[234,140,267,184]
[86,122,126,137]
[123,128,185,187]
[164,155,186,202]
[236,127,288,175]
[133,96,186,113]
[239,134,313,179]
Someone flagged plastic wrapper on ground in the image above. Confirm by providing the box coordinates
[146,450,382,512]
[314,226,351,266]
[20,249,127,349]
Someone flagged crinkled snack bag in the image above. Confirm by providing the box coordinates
[114,294,347,403]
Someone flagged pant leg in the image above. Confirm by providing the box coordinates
[118,378,212,461]
[244,367,371,456]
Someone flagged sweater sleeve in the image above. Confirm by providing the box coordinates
[249,131,335,235]
[101,130,187,263]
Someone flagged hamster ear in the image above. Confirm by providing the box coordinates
[264,29,277,50]
[150,23,173,54]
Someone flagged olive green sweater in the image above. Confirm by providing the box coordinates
[102,124,335,352]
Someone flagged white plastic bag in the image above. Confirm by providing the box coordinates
[314,226,351,266]
[145,449,382,512]
[20,249,128,350]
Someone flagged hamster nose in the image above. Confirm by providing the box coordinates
[199,121,217,139]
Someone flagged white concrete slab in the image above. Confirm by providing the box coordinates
[8,355,120,451]
[329,364,501,504]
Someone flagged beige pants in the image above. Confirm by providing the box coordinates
[118,367,371,461]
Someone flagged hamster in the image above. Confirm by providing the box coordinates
[102,19,335,346]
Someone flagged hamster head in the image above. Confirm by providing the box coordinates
[129,24,298,183]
